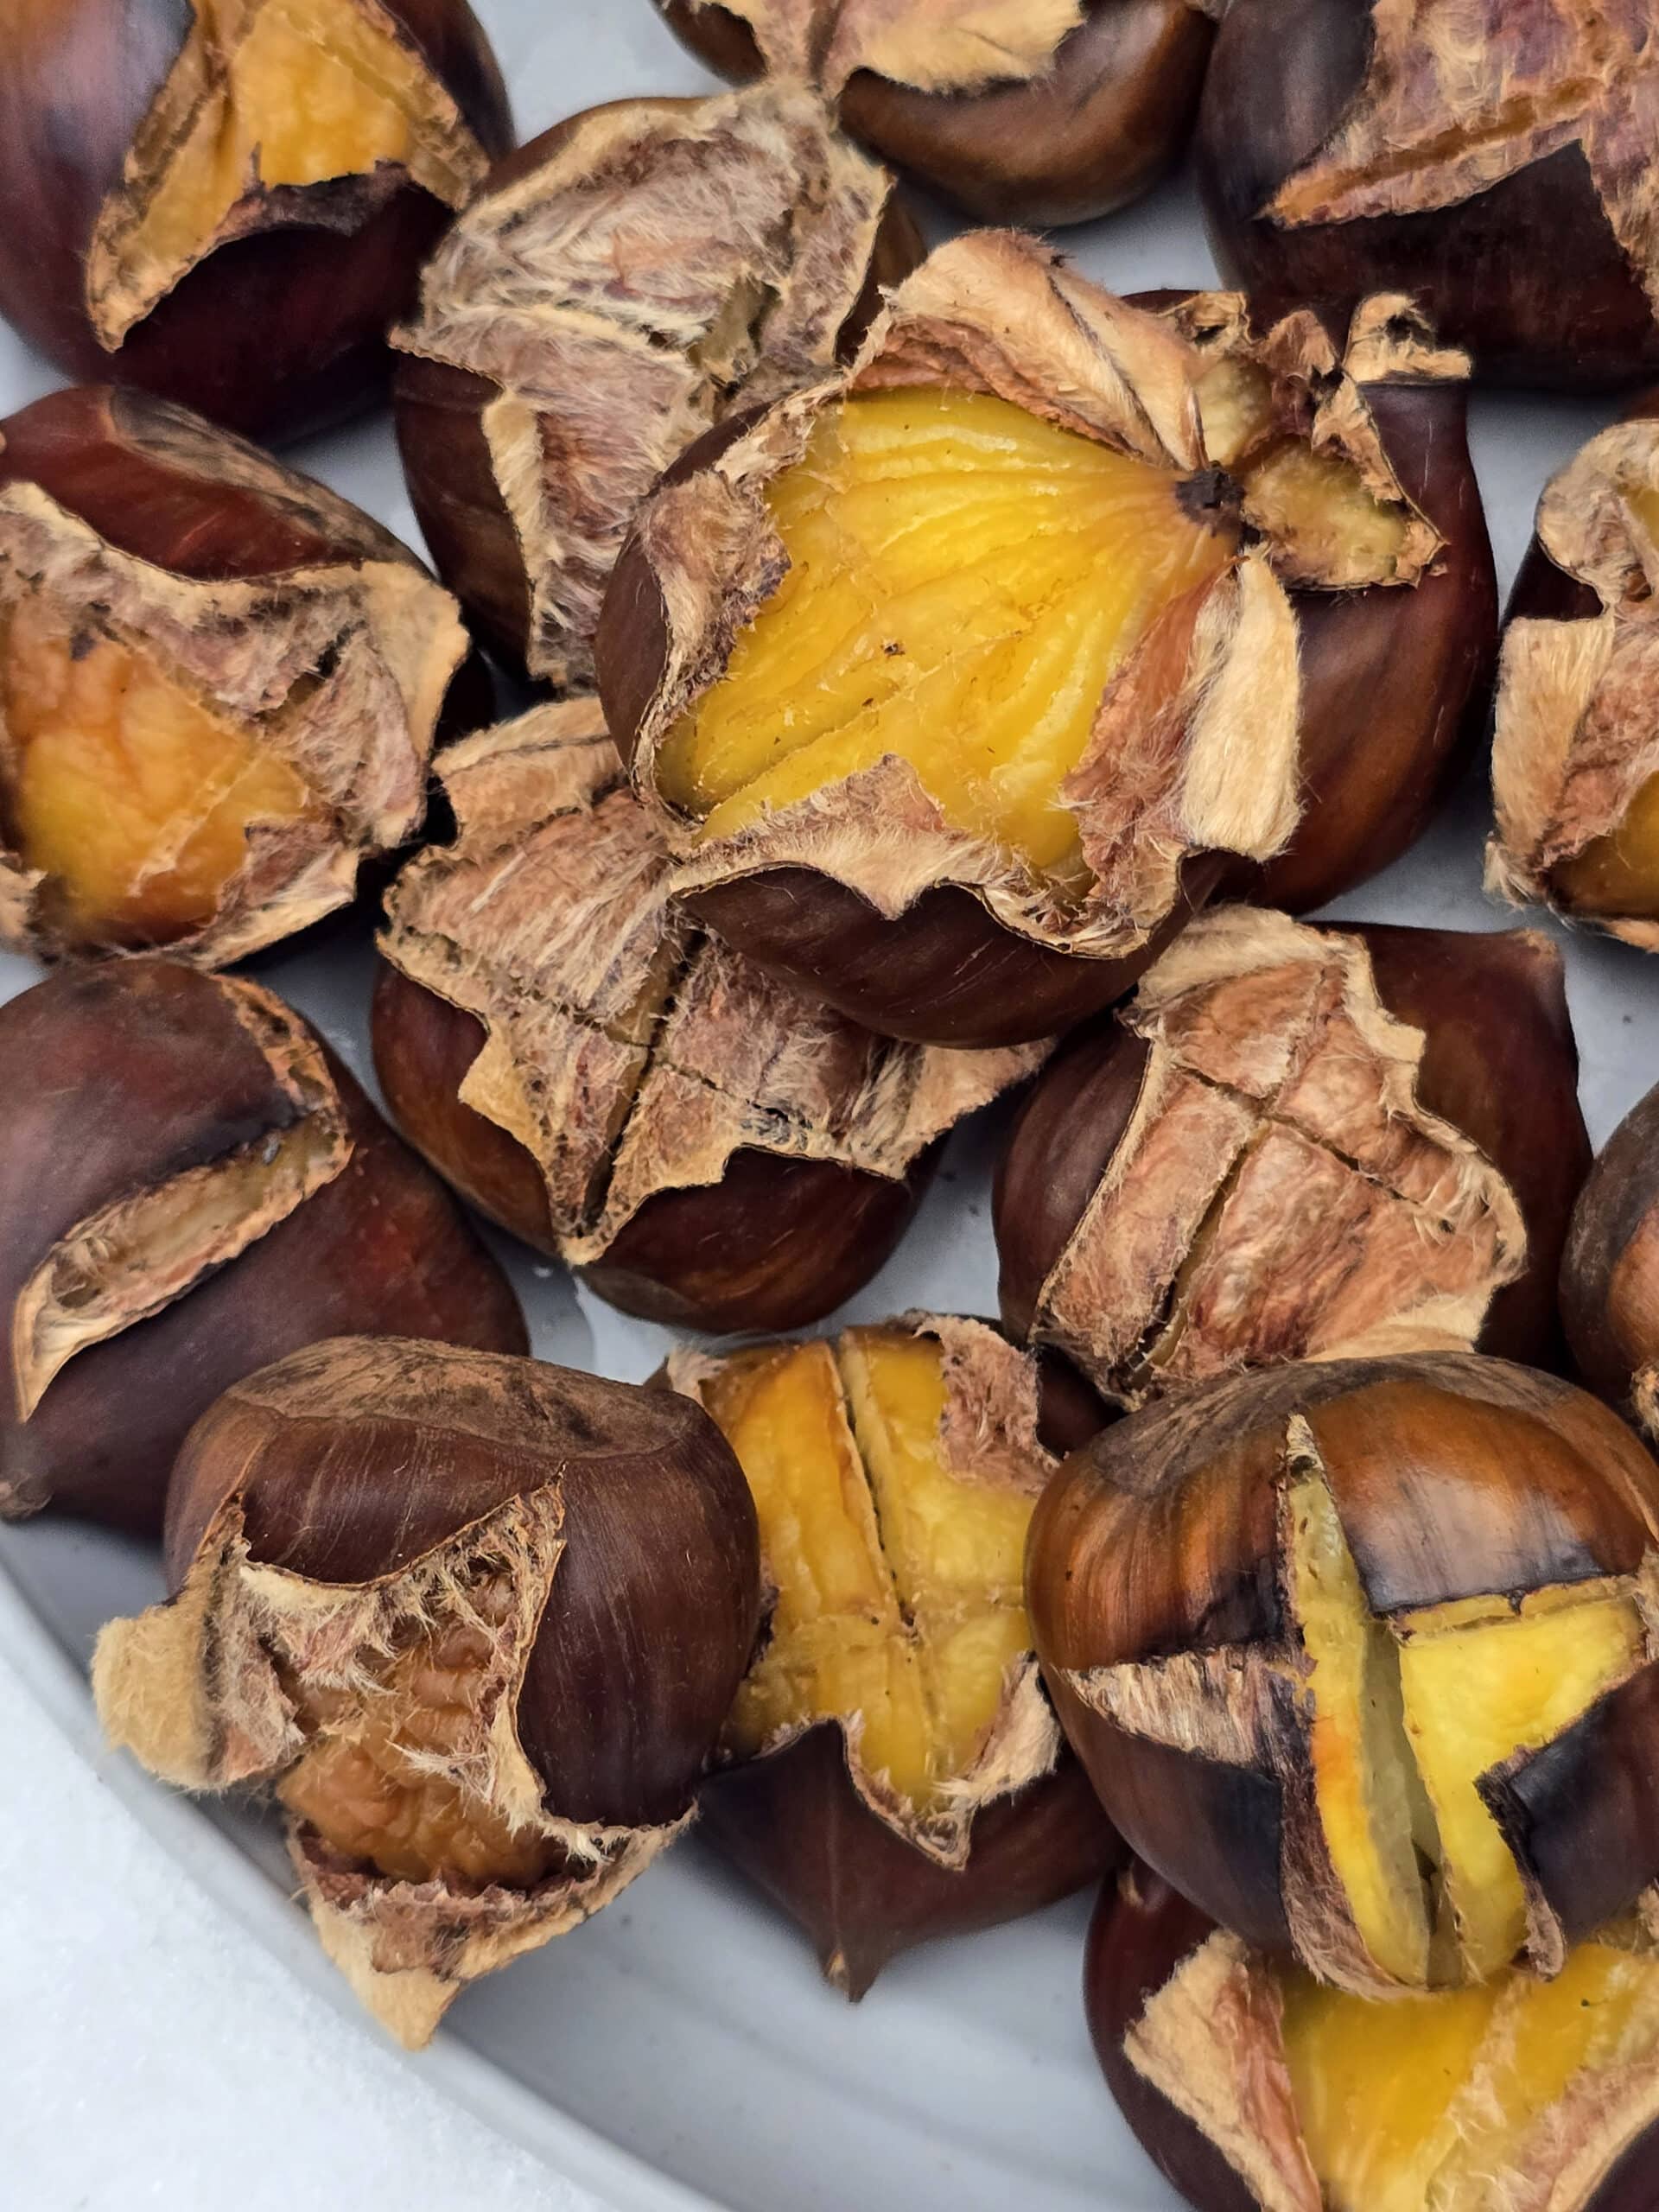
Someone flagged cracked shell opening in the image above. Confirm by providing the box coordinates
[0,594,316,949]
[702,1329,1035,1821]
[1288,1467,1645,1988]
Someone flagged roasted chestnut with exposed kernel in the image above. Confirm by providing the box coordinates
[0,0,512,442]
[92,1335,762,2044]
[0,959,524,1535]
[1197,0,1659,390]
[1563,1077,1659,1445]
[393,85,920,685]
[1027,1356,1659,1997]
[996,910,1589,1399]
[0,385,471,963]
[1489,393,1659,937]
[654,0,1219,227]
[598,245,1494,1047]
[1087,1863,1659,2212]
[373,701,1046,1333]
[666,1316,1122,1996]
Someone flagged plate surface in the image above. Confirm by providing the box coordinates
[4,5,1659,2209]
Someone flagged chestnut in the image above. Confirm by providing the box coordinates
[92,1335,762,2046]
[0,385,470,964]
[0,0,512,443]
[1488,392,1659,938]
[373,700,1047,1334]
[667,1316,1122,1995]
[654,0,1219,228]
[1562,1077,1659,1444]
[392,85,920,685]
[1087,1863,1659,2212]
[0,958,525,1535]
[996,909,1590,1400]
[1027,1354,1659,1997]
[1196,0,1659,391]
[598,245,1494,1047]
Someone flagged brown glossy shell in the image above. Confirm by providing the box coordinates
[1564,1078,1659,1440]
[0,960,524,1535]
[0,0,512,442]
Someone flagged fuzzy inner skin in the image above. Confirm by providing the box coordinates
[129,0,438,274]
[703,1330,1032,1813]
[0,594,313,947]
[1289,1468,1643,1986]
[1277,1936,1659,2212]
[1553,770,1659,917]
[655,387,1238,886]
[276,1572,567,1889]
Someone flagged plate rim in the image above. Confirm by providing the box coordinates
[0,1538,727,2212]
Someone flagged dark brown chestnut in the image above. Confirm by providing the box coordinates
[1027,1354,1659,1997]
[392,84,920,686]
[1488,391,1659,938]
[0,958,525,1535]
[373,700,1047,1334]
[995,909,1589,1400]
[598,245,1494,1047]
[1197,0,1659,391]
[1563,1077,1659,1443]
[0,385,471,963]
[668,1316,1122,1993]
[655,0,1218,228]
[1086,1862,1659,2212]
[92,1334,762,2045]
[0,0,512,442]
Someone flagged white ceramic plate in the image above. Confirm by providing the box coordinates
[4,5,1659,2208]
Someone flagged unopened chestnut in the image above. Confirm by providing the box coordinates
[997,909,1589,1399]
[1563,1077,1659,1444]
[373,700,1046,1334]
[0,385,471,963]
[668,1316,1122,1996]
[392,85,918,685]
[1028,1355,1659,1997]
[0,0,512,442]
[1489,393,1659,938]
[599,246,1494,1046]
[1087,1864,1659,2212]
[93,1335,762,2045]
[0,959,524,1535]
[1197,0,1659,390]
[655,0,1218,228]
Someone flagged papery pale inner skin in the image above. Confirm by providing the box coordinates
[1288,1471,1643,1986]
[277,1579,565,1886]
[131,0,443,276]
[0,595,312,946]
[1552,771,1659,918]
[656,389,1237,884]
[1276,1936,1659,2212]
[703,1331,1032,1812]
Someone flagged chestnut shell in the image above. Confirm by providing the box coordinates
[0,0,513,442]
[0,961,526,1536]
[1196,0,1659,390]
[1562,1077,1659,1427]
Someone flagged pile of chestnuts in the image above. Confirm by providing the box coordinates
[9,3,1659,2204]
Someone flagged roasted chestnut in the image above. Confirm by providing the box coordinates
[0,385,470,963]
[598,245,1494,1047]
[393,85,920,685]
[0,0,512,442]
[655,0,1219,227]
[667,1316,1122,1995]
[1563,1077,1659,1443]
[373,700,1046,1333]
[1087,1863,1659,2212]
[1027,1355,1659,1997]
[1489,393,1659,938]
[996,909,1589,1399]
[1197,0,1659,390]
[92,1335,762,2044]
[0,959,525,1535]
